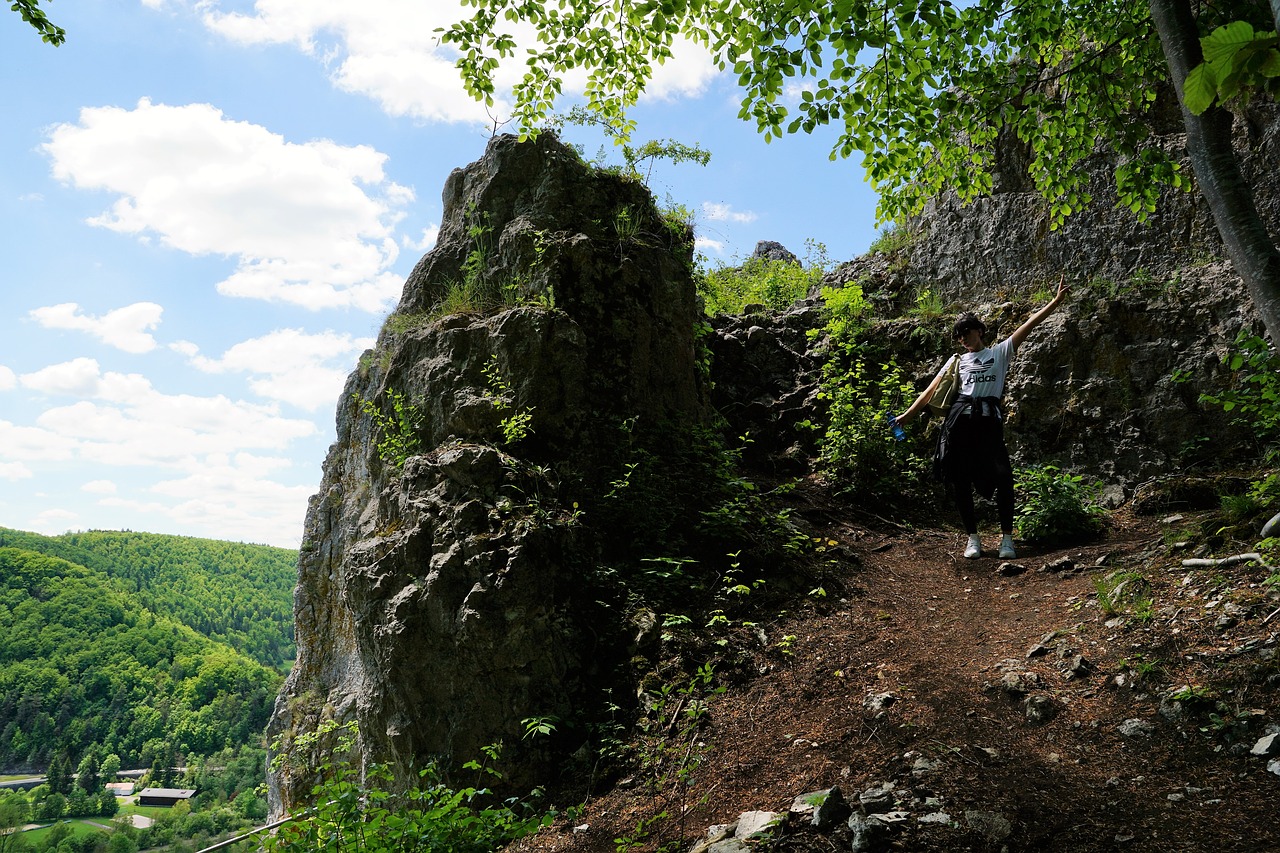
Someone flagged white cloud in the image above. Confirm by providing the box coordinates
[26,508,78,536]
[187,328,373,411]
[641,36,719,102]
[18,360,92,395]
[0,421,78,463]
[0,462,33,481]
[42,99,411,312]
[103,454,312,547]
[20,358,151,400]
[29,302,164,354]
[36,402,312,468]
[198,1,719,123]
[5,355,324,550]
[784,82,816,102]
[0,366,15,391]
[404,224,440,252]
[695,236,726,255]
[10,359,316,470]
[703,202,758,224]
[201,1,500,123]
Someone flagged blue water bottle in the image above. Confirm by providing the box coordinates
[887,413,907,442]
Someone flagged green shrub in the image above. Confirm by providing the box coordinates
[482,358,535,446]
[380,310,432,337]
[355,389,423,469]
[660,202,696,245]
[910,286,944,319]
[1193,332,1280,548]
[435,277,501,317]
[818,357,930,504]
[1220,490,1262,524]
[867,224,916,256]
[267,722,554,853]
[416,213,529,321]
[589,421,806,627]
[597,424,765,563]
[818,280,871,342]
[698,239,829,315]
[1200,330,1280,453]
[810,278,931,504]
[1014,464,1107,543]
[621,138,712,182]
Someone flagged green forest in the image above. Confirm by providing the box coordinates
[0,529,296,670]
[0,529,297,772]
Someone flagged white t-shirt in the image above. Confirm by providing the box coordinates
[937,337,1017,399]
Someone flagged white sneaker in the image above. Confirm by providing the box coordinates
[999,534,1016,559]
[963,534,982,559]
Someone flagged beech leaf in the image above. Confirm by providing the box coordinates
[1201,20,1256,63]
[1182,63,1218,114]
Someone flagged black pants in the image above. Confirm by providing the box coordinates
[943,412,1015,535]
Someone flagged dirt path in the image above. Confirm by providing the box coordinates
[517,510,1280,852]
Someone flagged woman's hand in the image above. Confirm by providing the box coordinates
[1051,273,1070,305]
[1010,273,1071,348]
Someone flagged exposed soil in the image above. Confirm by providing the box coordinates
[512,489,1280,853]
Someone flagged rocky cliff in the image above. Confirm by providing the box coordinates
[268,104,1280,816]
[266,133,713,814]
[711,101,1280,500]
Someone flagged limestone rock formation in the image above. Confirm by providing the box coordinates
[709,105,1280,492]
[266,133,709,815]
[267,106,1280,820]
[751,240,800,264]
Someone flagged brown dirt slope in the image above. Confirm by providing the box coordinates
[515,498,1280,853]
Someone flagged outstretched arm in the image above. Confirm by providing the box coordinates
[1009,275,1070,350]
[895,360,949,426]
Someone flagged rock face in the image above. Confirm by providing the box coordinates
[710,104,1280,491]
[707,301,825,473]
[267,106,1280,818]
[752,240,800,264]
[266,133,708,815]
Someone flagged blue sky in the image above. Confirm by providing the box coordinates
[1,1,881,548]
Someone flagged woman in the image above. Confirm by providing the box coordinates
[892,278,1070,559]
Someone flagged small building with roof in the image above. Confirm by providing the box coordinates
[136,787,196,807]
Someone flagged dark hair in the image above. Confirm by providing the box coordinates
[953,312,986,340]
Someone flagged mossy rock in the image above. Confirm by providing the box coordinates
[1132,475,1251,515]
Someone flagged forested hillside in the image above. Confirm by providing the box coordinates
[0,527,296,670]
[0,545,282,772]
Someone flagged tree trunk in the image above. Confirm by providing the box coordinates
[1149,0,1280,342]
